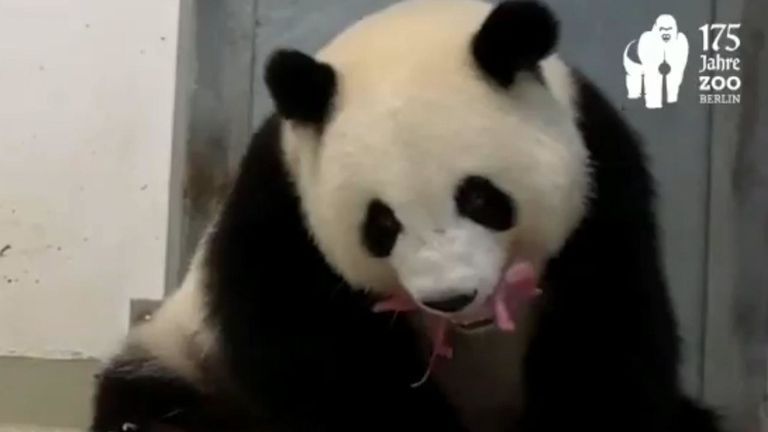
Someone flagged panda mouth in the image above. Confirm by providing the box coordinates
[373,261,540,387]
[456,317,495,332]
[374,261,540,332]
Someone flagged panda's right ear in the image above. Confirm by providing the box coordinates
[265,49,337,125]
[472,0,559,88]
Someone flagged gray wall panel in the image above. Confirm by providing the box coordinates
[543,0,713,398]
[705,0,768,429]
[167,0,259,290]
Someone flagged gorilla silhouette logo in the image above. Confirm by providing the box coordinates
[624,15,689,109]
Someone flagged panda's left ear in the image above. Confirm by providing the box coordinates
[265,49,337,125]
[472,0,559,88]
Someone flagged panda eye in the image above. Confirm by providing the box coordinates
[455,176,516,231]
[362,199,402,258]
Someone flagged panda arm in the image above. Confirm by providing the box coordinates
[90,345,255,432]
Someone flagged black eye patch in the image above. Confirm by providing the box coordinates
[362,199,402,258]
[455,176,516,231]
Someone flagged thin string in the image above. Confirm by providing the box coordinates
[411,317,450,388]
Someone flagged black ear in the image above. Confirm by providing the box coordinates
[265,49,337,125]
[472,1,559,87]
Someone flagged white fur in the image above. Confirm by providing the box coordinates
[282,0,589,306]
[392,218,504,312]
[128,245,216,383]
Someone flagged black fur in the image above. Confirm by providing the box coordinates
[362,199,402,258]
[90,79,723,432]
[90,5,723,429]
[90,352,254,432]
[455,175,516,231]
[203,115,465,431]
[193,74,719,430]
[516,74,721,432]
[472,1,558,87]
[265,50,336,125]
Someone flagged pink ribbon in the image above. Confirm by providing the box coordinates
[373,261,541,386]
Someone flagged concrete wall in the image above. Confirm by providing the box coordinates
[0,0,180,360]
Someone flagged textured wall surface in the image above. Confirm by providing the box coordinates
[704,0,768,429]
[0,0,179,359]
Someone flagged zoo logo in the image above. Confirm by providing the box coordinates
[697,23,742,105]
[623,14,689,110]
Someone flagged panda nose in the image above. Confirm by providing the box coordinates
[422,291,477,313]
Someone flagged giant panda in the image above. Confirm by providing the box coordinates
[90,1,723,431]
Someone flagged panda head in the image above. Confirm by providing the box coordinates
[265,0,589,325]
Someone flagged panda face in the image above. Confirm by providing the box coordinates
[272,0,590,320]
